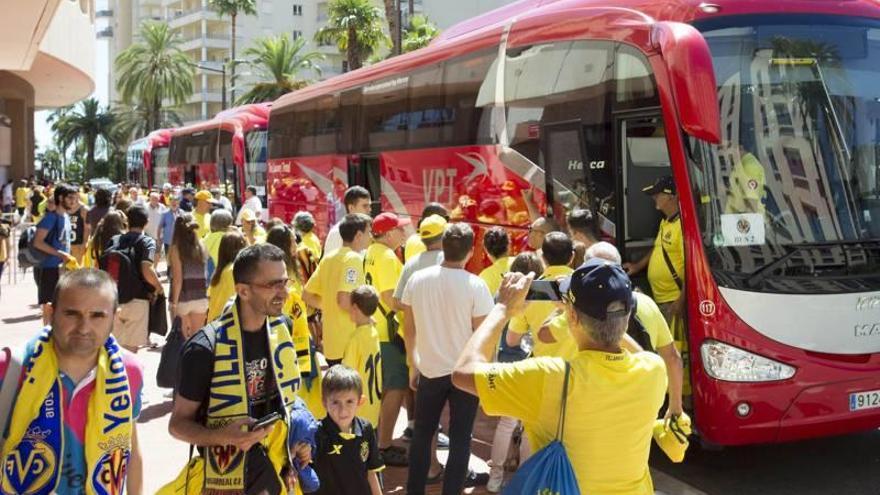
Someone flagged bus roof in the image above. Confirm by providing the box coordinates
[273,0,879,112]
[172,103,271,138]
[147,128,172,149]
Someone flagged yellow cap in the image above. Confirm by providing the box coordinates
[195,190,213,202]
[419,214,447,240]
[240,209,257,223]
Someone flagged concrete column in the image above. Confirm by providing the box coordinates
[0,71,35,183]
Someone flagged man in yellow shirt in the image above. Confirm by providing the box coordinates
[15,180,28,218]
[453,260,667,495]
[343,285,384,427]
[203,209,234,282]
[506,232,574,358]
[404,203,448,263]
[625,175,685,321]
[303,213,372,366]
[364,212,411,465]
[193,189,214,238]
[725,144,766,215]
[478,227,512,297]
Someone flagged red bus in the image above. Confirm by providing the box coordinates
[165,103,271,206]
[125,128,171,188]
[267,0,880,446]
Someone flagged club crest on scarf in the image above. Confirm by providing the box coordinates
[1,427,58,495]
[207,445,244,475]
[90,436,131,495]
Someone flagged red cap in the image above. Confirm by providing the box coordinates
[372,212,411,235]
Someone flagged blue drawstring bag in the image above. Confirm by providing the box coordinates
[503,363,580,495]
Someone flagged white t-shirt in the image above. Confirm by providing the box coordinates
[402,265,494,378]
[323,222,342,257]
[145,203,166,240]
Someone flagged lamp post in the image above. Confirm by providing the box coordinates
[196,61,226,110]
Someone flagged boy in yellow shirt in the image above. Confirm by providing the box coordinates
[342,285,383,427]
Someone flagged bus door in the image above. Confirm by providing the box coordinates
[615,111,673,295]
[350,153,383,217]
[541,120,618,239]
[218,130,240,208]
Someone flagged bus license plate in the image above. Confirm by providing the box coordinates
[849,389,880,412]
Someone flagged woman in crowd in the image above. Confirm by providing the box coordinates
[168,213,208,339]
[83,210,127,268]
[206,231,248,321]
[86,187,113,232]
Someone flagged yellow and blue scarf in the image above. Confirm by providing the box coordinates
[1,328,133,495]
[204,300,301,494]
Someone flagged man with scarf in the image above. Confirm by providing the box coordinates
[169,244,309,495]
[0,269,144,495]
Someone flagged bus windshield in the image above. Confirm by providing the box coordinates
[153,147,170,186]
[688,16,880,292]
[245,129,268,200]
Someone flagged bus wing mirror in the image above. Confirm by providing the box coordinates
[652,21,721,144]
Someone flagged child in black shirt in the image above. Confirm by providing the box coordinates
[313,364,384,495]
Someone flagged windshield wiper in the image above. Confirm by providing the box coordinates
[745,239,880,288]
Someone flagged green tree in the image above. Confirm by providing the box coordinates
[403,14,439,52]
[54,98,116,179]
[115,21,194,132]
[382,0,400,55]
[36,147,64,181]
[112,102,183,143]
[209,0,257,103]
[237,35,324,104]
[315,0,388,71]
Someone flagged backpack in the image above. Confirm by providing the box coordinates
[627,312,655,353]
[98,234,145,304]
[17,215,60,269]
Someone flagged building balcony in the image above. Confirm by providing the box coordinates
[187,91,223,104]
[168,7,220,29]
[178,32,231,52]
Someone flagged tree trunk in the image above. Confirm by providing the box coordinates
[230,12,237,104]
[384,0,399,55]
[348,25,359,71]
[408,0,414,20]
[152,93,161,133]
[86,137,95,180]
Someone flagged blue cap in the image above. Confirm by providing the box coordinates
[559,258,634,320]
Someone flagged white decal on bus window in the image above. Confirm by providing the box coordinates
[423,168,457,204]
[720,213,765,246]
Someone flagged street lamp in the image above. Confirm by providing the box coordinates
[196,61,227,110]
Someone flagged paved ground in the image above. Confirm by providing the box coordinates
[2,263,879,494]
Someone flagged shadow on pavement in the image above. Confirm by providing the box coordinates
[3,313,42,324]
[139,399,174,424]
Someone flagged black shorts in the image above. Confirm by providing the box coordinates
[37,267,60,305]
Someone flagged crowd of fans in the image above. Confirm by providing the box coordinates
[0,175,690,495]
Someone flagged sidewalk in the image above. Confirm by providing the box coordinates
[0,265,696,494]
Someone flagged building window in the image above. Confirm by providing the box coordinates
[293,4,302,15]
[342,60,349,73]
[292,30,303,40]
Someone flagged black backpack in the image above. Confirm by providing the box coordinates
[98,234,145,304]
[627,312,655,353]
[17,215,60,269]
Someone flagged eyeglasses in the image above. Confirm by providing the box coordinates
[249,278,292,292]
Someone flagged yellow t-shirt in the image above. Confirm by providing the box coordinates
[342,323,383,426]
[478,256,512,297]
[301,231,322,261]
[404,234,426,263]
[475,351,667,494]
[15,187,28,208]
[304,246,364,360]
[364,242,403,342]
[203,231,224,268]
[634,292,673,350]
[284,285,313,378]
[509,265,574,358]
[647,214,684,304]
[194,211,211,238]
[79,192,89,206]
[207,264,236,321]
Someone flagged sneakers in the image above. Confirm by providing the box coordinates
[464,470,490,488]
[486,474,504,493]
[379,446,408,467]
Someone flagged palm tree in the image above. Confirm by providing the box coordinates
[112,102,183,143]
[209,0,257,103]
[403,14,439,52]
[115,21,194,133]
[382,0,400,55]
[54,98,116,179]
[237,35,325,104]
[315,0,388,71]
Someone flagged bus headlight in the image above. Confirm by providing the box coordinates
[700,340,796,382]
